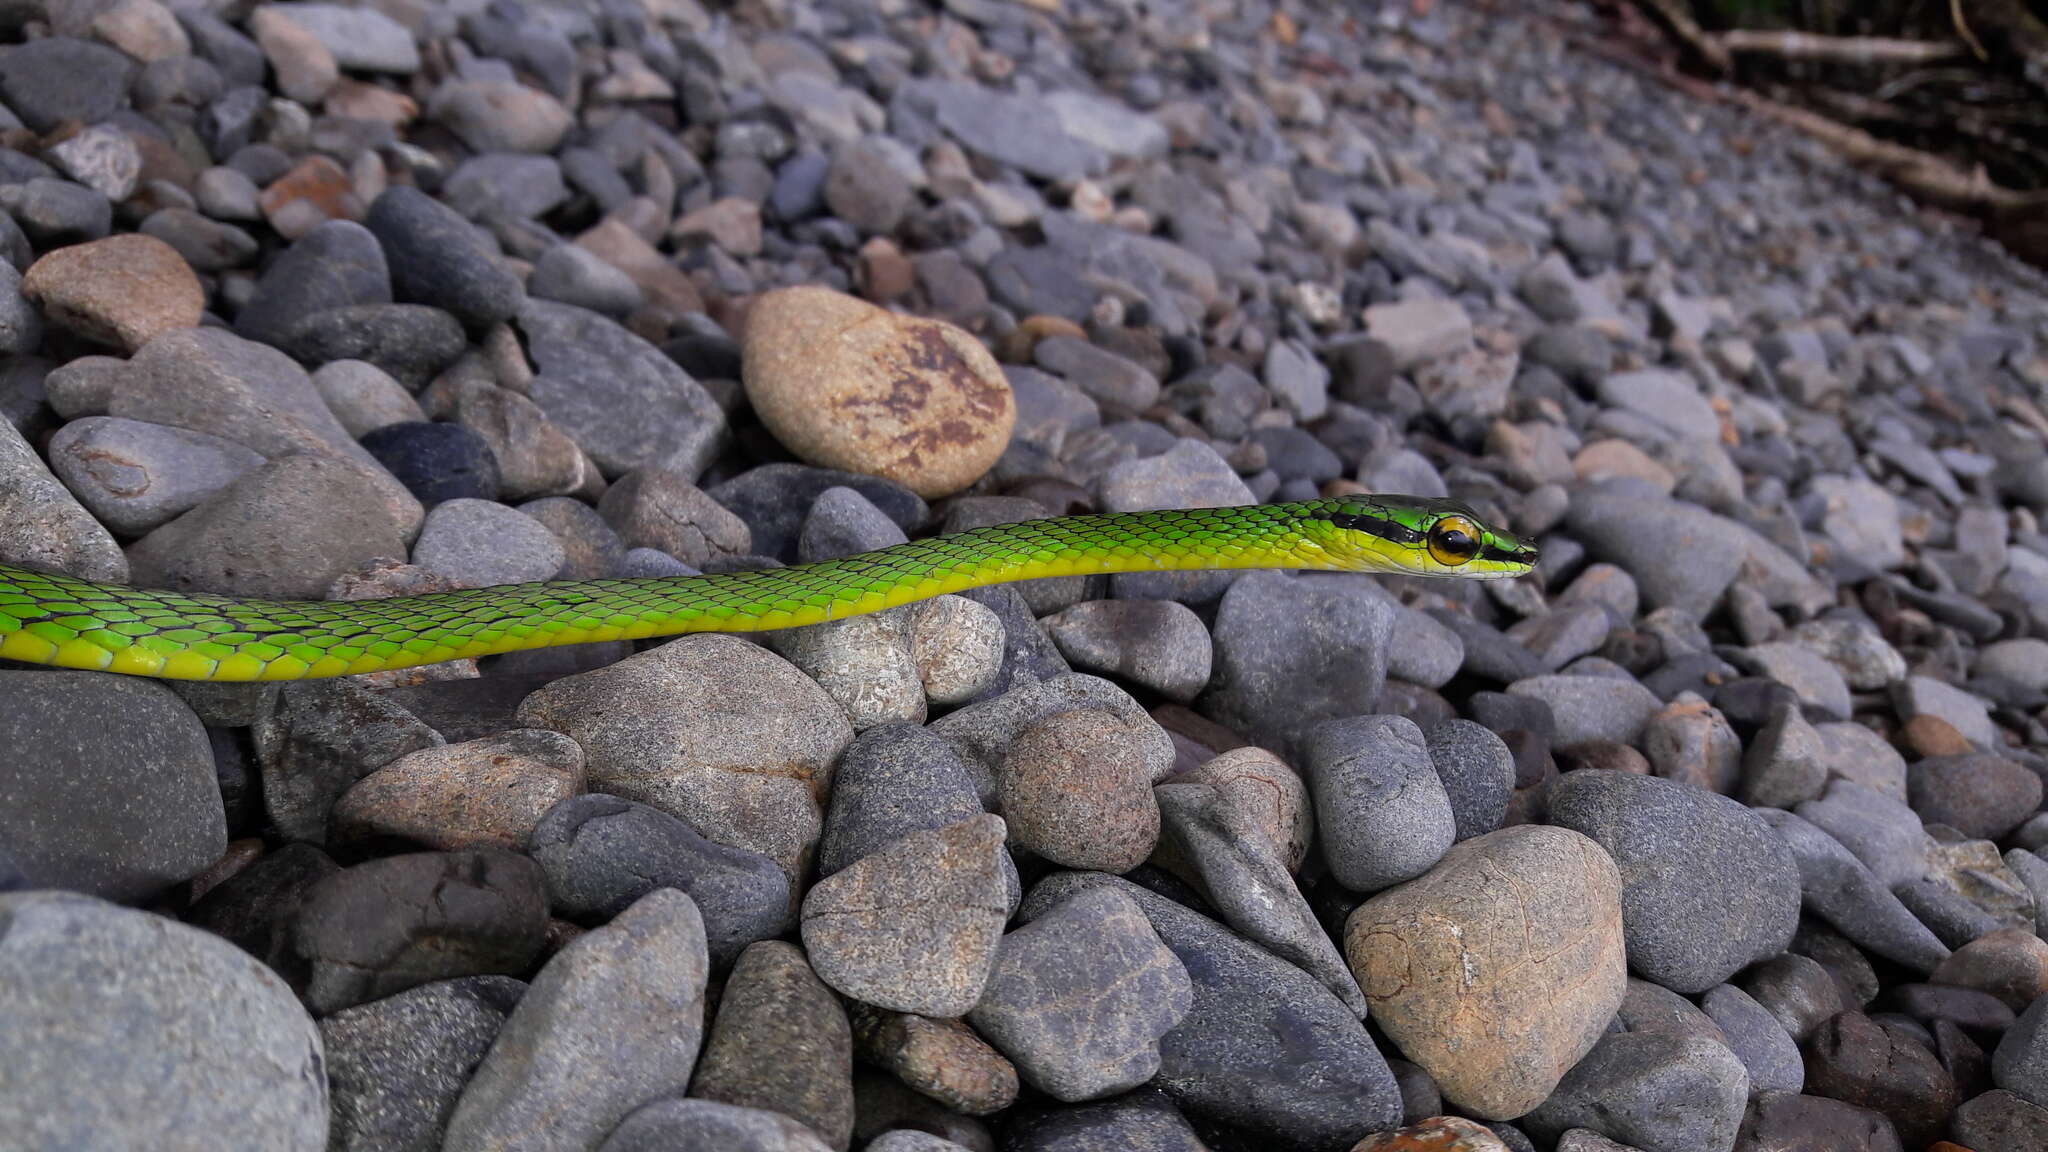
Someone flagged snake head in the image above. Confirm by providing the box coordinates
[1314,496,1539,579]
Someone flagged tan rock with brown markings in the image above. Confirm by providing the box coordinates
[332,729,585,850]
[1343,824,1627,1120]
[23,235,203,353]
[743,286,1014,498]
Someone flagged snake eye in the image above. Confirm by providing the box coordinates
[1427,516,1480,567]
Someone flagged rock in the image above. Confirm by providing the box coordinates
[1932,928,2048,1011]
[1795,780,1929,889]
[292,849,549,1014]
[429,81,572,154]
[1023,871,1401,1146]
[448,383,587,503]
[45,415,265,538]
[263,2,419,73]
[528,794,788,969]
[235,221,391,345]
[1995,994,2048,1108]
[1352,1117,1510,1151]
[598,465,752,566]
[515,635,855,885]
[768,611,927,731]
[442,889,709,1152]
[1032,336,1162,410]
[520,497,626,580]
[1303,714,1456,891]
[1505,674,1662,748]
[930,672,1171,804]
[0,672,223,903]
[367,187,524,333]
[1735,1092,1903,1152]
[519,298,727,478]
[138,208,258,273]
[1908,754,2043,841]
[332,729,583,852]
[46,123,140,202]
[1548,770,1800,994]
[0,417,126,581]
[1702,984,1804,1095]
[817,723,989,875]
[1524,1030,1748,1152]
[998,708,1160,872]
[530,243,642,317]
[0,891,325,1148]
[825,138,915,235]
[1042,599,1212,703]
[1953,1089,2048,1152]
[362,418,505,504]
[1805,1011,1958,1147]
[0,38,136,133]
[1095,439,1255,603]
[742,286,1014,498]
[22,235,203,353]
[410,497,565,589]
[1428,719,1516,841]
[1345,825,1627,1118]
[1202,572,1396,757]
[799,485,910,562]
[321,976,523,1152]
[1760,810,1950,972]
[1150,768,1367,1016]
[1740,702,1830,809]
[1893,675,1999,750]
[968,887,1191,1101]
[799,814,1010,1017]
[250,6,337,102]
[689,941,854,1150]
[600,1100,833,1152]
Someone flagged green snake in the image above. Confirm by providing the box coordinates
[0,496,1536,682]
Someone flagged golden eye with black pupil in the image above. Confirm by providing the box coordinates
[1426,515,1480,567]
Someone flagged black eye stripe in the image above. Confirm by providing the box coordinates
[1325,511,1423,546]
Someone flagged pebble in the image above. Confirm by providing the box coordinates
[1345,825,1627,1119]
[46,415,265,536]
[0,892,326,1148]
[292,848,549,1013]
[968,886,1191,1101]
[1701,983,1805,1094]
[1304,714,1456,891]
[1736,1092,1903,1152]
[1759,809,1951,972]
[598,465,751,566]
[799,814,1010,1017]
[1932,928,2048,1011]
[1096,438,1255,603]
[442,889,709,1152]
[1505,674,1663,748]
[0,672,223,902]
[1908,754,2043,841]
[1203,572,1396,756]
[516,636,854,885]
[234,220,390,345]
[602,1100,833,1152]
[930,672,1172,804]
[1524,1030,1749,1152]
[411,497,565,589]
[313,360,426,439]
[997,708,1159,871]
[361,421,504,505]
[688,941,854,1150]
[1549,770,1800,994]
[527,794,787,968]
[321,976,523,1152]
[1034,599,1204,702]
[742,286,1013,498]
[1953,1089,2048,1152]
[1806,1010,1959,1147]
[1795,779,1929,888]
[519,298,728,479]
[529,243,643,317]
[1995,995,2048,1108]
[332,729,583,851]
[22,234,203,353]
[367,186,524,333]
[1025,871,1403,1147]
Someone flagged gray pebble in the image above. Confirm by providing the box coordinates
[312,360,426,439]
[1794,779,1930,889]
[1523,1029,1747,1152]
[931,672,1171,805]
[321,976,524,1152]
[519,298,727,478]
[799,485,909,563]
[412,498,566,589]
[1700,983,1804,1095]
[0,672,225,902]
[969,887,1191,1101]
[529,794,788,969]
[999,708,1160,872]
[600,1099,831,1152]
[1042,598,1212,703]
[1549,770,1799,994]
[1758,809,1950,972]
[1735,643,1852,720]
[0,891,326,1149]
[529,243,642,317]
[800,814,1010,1017]
[1303,714,1455,891]
[47,415,265,536]
[254,677,443,844]
[443,889,711,1152]
[688,940,854,1150]
[368,186,525,333]
[1203,571,1396,757]
[1505,674,1662,748]
[1096,439,1252,603]
[907,595,1006,705]
[0,414,126,582]
[1426,718,1515,841]
[768,610,926,730]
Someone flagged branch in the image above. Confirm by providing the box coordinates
[1630,0,1733,74]
[1717,30,1971,67]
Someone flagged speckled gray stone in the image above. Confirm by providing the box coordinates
[1302,714,1456,891]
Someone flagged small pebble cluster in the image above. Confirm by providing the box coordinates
[5,0,2048,1151]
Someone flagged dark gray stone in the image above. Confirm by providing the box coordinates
[1524,1030,1748,1152]
[1302,714,1456,891]
[368,186,525,333]
[1201,572,1397,758]
[321,976,525,1152]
